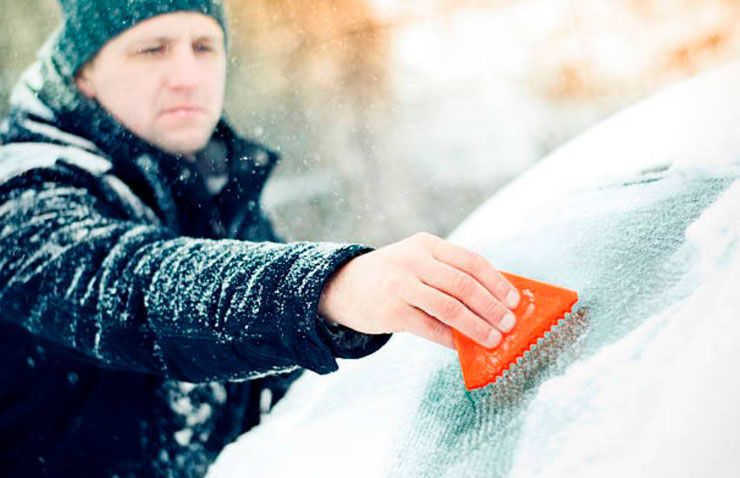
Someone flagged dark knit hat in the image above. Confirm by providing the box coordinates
[53,0,227,78]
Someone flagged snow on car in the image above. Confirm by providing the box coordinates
[208,62,740,478]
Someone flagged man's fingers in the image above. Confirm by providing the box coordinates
[431,240,520,309]
[418,258,515,333]
[404,306,455,350]
[403,282,502,349]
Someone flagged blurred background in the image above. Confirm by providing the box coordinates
[2,0,739,246]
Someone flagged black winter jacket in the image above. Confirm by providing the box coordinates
[0,42,390,477]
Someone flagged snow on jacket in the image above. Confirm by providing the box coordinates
[0,38,391,477]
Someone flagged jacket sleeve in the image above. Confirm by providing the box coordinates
[0,165,391,383]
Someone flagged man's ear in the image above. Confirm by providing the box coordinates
[75,66,96,99]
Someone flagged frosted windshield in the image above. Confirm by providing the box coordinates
[209,63,740,478]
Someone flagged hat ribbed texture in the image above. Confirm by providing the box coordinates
[53,0,227,77]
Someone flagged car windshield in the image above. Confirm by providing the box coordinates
[209,63,740,478]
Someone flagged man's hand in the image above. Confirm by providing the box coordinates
[318,232,520,350]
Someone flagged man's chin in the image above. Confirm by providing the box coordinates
[151,131,213,156]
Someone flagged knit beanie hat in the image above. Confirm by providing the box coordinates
[52,0,227,78]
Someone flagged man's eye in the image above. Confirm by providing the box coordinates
[139,46,164,55]
[194,44,213,53]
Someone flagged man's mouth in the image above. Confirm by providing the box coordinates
[160,106,206,116]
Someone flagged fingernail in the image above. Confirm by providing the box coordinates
[500,312,516,333]
[487,329,501,348]
[505,289,520,309]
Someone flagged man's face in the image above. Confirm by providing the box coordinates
[75,12,227,156]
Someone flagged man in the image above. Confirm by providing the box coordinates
[0,0,520,475]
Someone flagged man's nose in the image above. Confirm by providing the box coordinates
[166,47,201,90]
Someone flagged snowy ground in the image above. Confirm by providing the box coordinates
[208,62,740,477]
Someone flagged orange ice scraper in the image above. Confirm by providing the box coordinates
[453,272,579,390]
